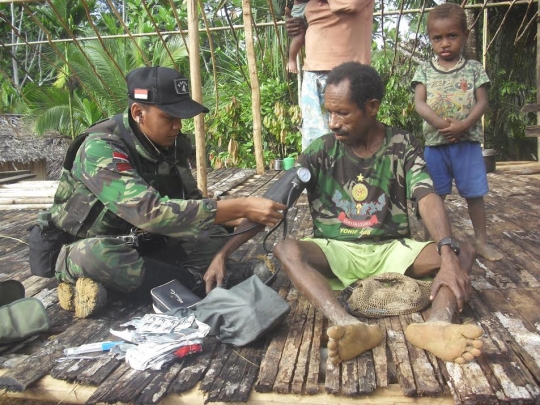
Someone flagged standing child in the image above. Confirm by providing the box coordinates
[412,2,502,261]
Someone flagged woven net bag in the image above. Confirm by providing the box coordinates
[339,272,432,318]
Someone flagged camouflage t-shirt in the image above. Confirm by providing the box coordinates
[296,126,434,242]
[412,59,490,146]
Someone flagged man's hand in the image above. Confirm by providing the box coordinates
[429,251,472,312]
[204,254,227,294]
[439,118,468,142]
[244,197,286,228]
[285,7,306,37]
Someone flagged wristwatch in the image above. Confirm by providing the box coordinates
[436,237,460,255]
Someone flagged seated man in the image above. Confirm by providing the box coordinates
[205,62,484,365]
[49,66,286,318]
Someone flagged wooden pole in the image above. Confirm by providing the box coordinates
[187,0,208,195]
[537,7,540,160]
[482,7,488,147]
[242,0,265,174]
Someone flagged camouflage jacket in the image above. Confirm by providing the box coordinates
[50,111,217,240]
[297,126,435,242]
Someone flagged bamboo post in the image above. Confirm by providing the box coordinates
[187,0,208,194]
[482,7,488,146]
[241,0,265,174]
[537,7,540,160]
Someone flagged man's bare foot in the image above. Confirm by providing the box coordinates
[405,322,483,364]
[287,60,299,74]
[476,242,503,261]
[327,322,383,364]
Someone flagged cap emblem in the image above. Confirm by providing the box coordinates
[174,79,189,95]
[133,88,149,100]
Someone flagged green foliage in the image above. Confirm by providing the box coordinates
[372,50,423,142]
[198,76,301,169]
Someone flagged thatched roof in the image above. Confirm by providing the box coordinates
[0,114,70,179]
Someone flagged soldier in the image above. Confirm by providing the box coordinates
[206,62,484,366]
[50,66,286,318]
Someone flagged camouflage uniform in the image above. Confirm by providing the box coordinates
[51,111,227,293]
[296,126,435,242]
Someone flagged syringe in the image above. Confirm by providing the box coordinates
[63,341,124,356]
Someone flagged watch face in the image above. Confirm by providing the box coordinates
[296,167,311,183]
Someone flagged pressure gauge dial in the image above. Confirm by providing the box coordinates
[296,167,311,184]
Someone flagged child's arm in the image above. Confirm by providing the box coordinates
[414,83,449,130]
[439,84,488,141]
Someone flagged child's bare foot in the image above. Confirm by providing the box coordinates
[476,242,503,261]
[287,60,299,74]
[405,322,483,364]
[327,322,383,364]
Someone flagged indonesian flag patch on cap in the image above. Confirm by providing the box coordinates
[133,88,149,100]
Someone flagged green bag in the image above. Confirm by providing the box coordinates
[0,280,50,344]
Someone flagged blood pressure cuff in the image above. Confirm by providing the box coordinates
[0,298,50,344]
[194,275,290,347]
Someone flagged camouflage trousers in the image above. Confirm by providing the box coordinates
[55,225,229,293]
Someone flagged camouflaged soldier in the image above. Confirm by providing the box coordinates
[207,62,484,368]
[50,66,286,318]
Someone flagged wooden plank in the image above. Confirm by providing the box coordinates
[324,352,341,395]
[273,294,310,393]
[0,173,36,184]
[398,313,442,397]
[198,341,233,393]
[384,316,416,396]
[206,342,264,403]
[168,337,219,393]
[340,357,359,396]
[304,308,324,395]
[468,292,540,402]
[525,125,540,137]
[520,103,540,113]
[254,288,298,393]
[290,304,316,394]
[0,170,31,178]
[134,362,183,404]
[0,318,105,391]
[356,349,377,395]
[371,319,388,388]
[481,289,540,380]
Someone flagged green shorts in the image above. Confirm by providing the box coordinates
[303,238,432,290]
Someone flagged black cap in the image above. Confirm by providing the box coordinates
[126,66,209,119]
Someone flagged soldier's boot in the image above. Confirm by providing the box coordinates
[225,255,276,287]
[74,278,108,318]
[57,278,107,318]
[57,282,76,312]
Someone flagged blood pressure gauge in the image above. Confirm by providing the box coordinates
[295,166,311,184]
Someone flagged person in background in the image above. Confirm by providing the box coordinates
[412,3,502,261]
[285,0,374,150]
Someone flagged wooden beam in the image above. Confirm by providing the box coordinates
[0,371,454,405]
[0,173,36,185]
[520,103,540,113]
[525,125,540,137]
[0,170,31,179]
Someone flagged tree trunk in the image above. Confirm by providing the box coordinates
[242,0,265,174]
[465,8,479,61]
[188,0,208,195]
